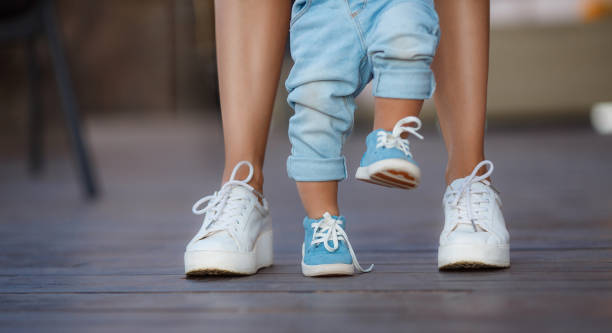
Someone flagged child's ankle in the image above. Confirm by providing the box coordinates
[296,181,339,219]
[306,208,340,220]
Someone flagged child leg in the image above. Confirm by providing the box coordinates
[286,0,373,276]
[286,1,364,211]
[356,98,425,189]
[373,98,422,132]
[296,181,339,219]
[354,1,439,189]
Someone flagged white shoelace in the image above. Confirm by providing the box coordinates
[445,160,495,232]
[310,212,373,273]
[376,116,424,157]
[192,161,265,235]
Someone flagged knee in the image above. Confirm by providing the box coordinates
[288,100,354,158]
[368,2,440,99]
[287,82,355,139]
[370,1,440,65]
[286,82,355,181]
[287,80,357,114]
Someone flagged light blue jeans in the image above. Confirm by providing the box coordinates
[286,0,440,181]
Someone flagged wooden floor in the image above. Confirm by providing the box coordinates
[1,116,611,332]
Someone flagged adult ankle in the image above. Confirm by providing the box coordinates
[445,162,490,185]
[445,169,469,185]
[222,166,264,194]
[249,174,264,194]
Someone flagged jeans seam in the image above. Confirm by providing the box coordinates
[350,0,367,17]
[343,0,367,54]
[341,96,353,145]
[290,0,312,30]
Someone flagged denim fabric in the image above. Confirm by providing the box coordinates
[302,215,353,266]
[286,0,440,181]
[359,129,418,167]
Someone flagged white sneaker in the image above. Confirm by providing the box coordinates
[438,160,510,270]
[184,161,273,275]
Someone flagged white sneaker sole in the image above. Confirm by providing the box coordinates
[355,158,420,190]
[301,244,354,277]
[438,243,510,270]
[184,230,273,276]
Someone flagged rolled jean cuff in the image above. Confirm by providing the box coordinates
[287,156,347,181]
[373,68,435,100]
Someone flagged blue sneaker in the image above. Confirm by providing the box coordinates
[355,116,423,190]
[301,212,373,277]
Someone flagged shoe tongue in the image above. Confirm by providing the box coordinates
[448,177,488,192]
[448,177,467,191]
[367,129,390,142]
[335,215,346,227]
[454,222,487,233]
[304,215,346,228]
[454,224,475,232]
[220,185,255,211]
[228,184,253,198]
[369,129,389,137]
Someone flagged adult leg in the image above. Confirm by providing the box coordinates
[433,1,510,271]
[432,0,490,184]
[215,0,291,192]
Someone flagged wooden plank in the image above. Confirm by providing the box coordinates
[1,247,611,276]
[1,292,611,332]
[1,118,612,332]
[2,268,612,293]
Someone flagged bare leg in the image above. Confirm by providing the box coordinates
[296,181,339,219]
[215,0,290,192]
[432,0,490,184]
[296,98,423,219]
[373,98,422,132]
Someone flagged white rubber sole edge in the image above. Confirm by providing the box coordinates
[355,158,420,189]
[184,230,273,275]
[437,243,510,269]
[301,243,354,277]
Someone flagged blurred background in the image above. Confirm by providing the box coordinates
[0,0,610,201]
[0,0,610,199]
[1,0,611,194]
[2,0,612,131]
[0,0,612,123]
[1,1,612,330]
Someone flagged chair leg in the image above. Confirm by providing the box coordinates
[41,0,99,198]
[26,37,44,174]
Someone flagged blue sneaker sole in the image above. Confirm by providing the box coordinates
[301,243,354,277]
[301,262,355,277]
[355,158,420,189]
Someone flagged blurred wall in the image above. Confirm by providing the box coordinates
[282,17,612,125]
[1,0,611,132]
[0,0,217,132]
[487,18,612,119]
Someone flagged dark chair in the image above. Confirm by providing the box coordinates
[0,0,99,198]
